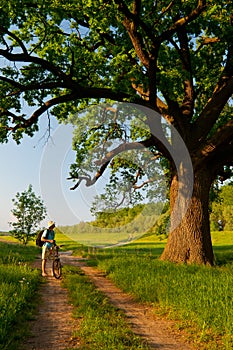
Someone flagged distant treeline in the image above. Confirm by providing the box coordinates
[59,184,233,241]
[210,184,233,231]
[59,201,170,240]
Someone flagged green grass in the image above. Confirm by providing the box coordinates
[95,254,233,348]
[211,231,233,265]
[0,242,41,350]
[62,265,149,349]
[77,232,232,350]
[2,230,233,349]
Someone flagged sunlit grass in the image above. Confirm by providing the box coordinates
[88,232,233,349]
[62,265,149,349]
[1,230,233,349]
[0,242,41,350]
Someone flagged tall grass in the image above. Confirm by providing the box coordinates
[0,242,41,350]
[62,266,149,349]
[2,231,233,349]
[39,230,233,348]
[84,235,233,350]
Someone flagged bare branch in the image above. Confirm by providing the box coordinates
[68,161,110,190]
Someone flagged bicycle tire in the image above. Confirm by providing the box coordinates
[52,258,62,279]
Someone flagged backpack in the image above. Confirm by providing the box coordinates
[36,229,48,247]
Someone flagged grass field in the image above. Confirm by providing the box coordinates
[1,230,233,349]
[63,265,149,349]
[0,242,41,350]
[70,230,233,349]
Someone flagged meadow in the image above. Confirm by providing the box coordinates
[1,230,233,349]
[70,230,233,349]
[0,242,41,350]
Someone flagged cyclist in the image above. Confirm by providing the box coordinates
[41,221,56,277]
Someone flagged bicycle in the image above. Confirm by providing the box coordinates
[47,242,63,279]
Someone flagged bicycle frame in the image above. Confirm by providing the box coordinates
[47,243,62,279]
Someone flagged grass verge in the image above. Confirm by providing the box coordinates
[62,265,149,350]
[0,242,41,350]
[90,246,233,350]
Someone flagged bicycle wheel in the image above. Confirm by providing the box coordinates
[52,258,62,279]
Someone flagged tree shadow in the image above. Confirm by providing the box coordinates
[213,245,233,266]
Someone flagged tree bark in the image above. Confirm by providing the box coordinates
[160,165,214,265]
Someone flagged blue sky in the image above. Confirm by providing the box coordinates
[0,116,95,231]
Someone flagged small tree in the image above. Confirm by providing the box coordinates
[9,185,47,245]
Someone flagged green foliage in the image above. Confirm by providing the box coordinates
[59,201,169,246]
[68,103,168,212]
[210,184,233,231]
[0,1,231,142]
[9,185,47,245]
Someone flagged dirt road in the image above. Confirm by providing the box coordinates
[21,252,194,350]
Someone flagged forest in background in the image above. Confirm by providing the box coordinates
[59,183,233,240]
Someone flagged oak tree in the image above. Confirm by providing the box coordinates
[1,0,233,264]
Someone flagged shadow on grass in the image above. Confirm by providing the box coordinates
[213,245,233,266]
[86,242,165,266]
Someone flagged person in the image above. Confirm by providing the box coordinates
[41,221,56,277]
[218,219,223,231]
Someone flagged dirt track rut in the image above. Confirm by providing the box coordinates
[21,252,194,350]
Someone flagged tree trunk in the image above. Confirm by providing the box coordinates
[160,166,214,265]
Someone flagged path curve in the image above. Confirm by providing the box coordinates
[62,253,194,350]
[22,252,194,350]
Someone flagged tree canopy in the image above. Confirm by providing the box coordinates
[0,0,233,264]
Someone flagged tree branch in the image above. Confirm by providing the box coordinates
[0,108,25,124]
[133,178,154,190]
[159,0,207,42]
[68,161,110,190]
[193,74,233,143]
[68,136,160,190]
[0,26,28,54]
[6,92,83,131]
[192,22,233,142]
[0,75,65,96]
[94,138,155,168]
[0,48,67,81]
[175,23,194,121]
[210,144,233,179]
[193,119,233,166]
[114,0,151,68]
[202,119,233,156]
[195,37,220,54]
